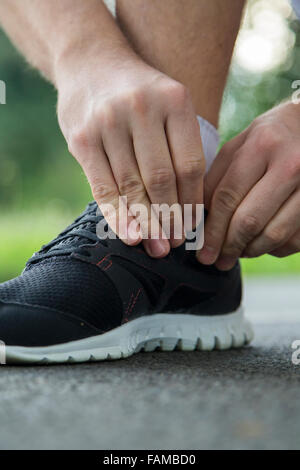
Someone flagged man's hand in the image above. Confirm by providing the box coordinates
[197,101,300,269]
[56,53,204,258]
[0,0,205,259]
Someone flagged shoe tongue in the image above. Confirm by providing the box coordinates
[48,202,99,253]
[53,222,96,250]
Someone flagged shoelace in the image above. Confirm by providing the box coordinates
[27,202,106,265]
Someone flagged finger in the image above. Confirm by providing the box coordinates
[197,143,267,265]
[216,169,297,270]
[270,228,300,257]
[102,126,170,257]
[204,127,250,208]
[166,109,205,233]
[244,189,300,257]
[77,145,141,245]
[132,116,183,248]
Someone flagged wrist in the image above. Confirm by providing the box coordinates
[55,41,141,90]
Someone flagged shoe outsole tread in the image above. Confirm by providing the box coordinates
[4,308,253,364]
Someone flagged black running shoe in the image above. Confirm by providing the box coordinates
[0,202,253,364]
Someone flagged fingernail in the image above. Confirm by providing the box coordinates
[148,239,169,258]
[216,256,236,271]
[197,246,216,264]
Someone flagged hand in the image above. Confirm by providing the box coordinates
[197,101,300,269]
[56,50,205,258]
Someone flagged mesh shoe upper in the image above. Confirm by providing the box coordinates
[0,257,123,331]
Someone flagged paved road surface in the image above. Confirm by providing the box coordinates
[0,277,299,450]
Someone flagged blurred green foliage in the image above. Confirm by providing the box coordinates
[0,1,299,281]
[0,31,90,211]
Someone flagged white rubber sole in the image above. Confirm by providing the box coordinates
[5,307,253,364]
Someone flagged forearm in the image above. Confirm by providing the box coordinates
[0,0,136,85]
[117,0,245,126]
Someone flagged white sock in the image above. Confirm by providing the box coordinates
[197,115,219,173]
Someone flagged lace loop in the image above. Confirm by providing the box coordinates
[27,202,106,265]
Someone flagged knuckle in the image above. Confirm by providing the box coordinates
[68,128,90,154]
[253,125,280,153]
[264,227,286,247]
[97,103,118,130]
[233,147,248,164]
[147,167,176,191]
[223,238,246,256]
[118,175,145,197]
[214,187,240,212]
[126,89,148,115]
[235,214,260,240]
[92,180,117,204]
[178,159,205,180]
[163,81,190,109]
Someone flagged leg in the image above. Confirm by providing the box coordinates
[116,0,245,127]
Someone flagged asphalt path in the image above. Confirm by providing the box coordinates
[0,277,299,450]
